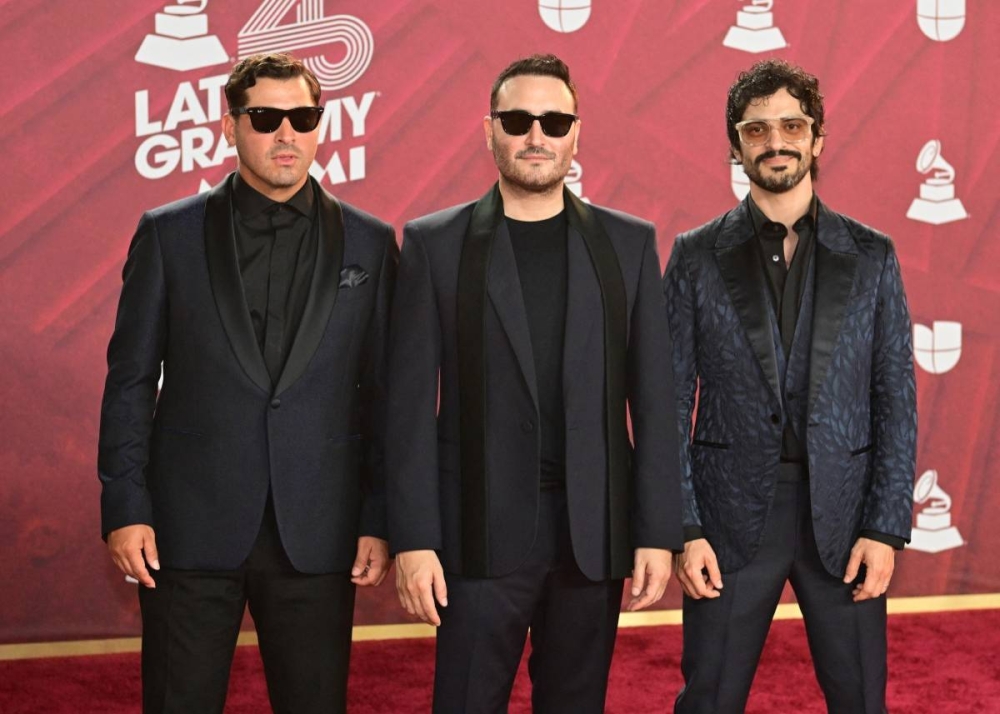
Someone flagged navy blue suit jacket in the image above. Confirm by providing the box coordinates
[98,173,397,573]
[387,186,683,581]
[664,198,916,577]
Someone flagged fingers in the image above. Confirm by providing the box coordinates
[684,553,721,600]
[673,554,698,598]
[628,564,669,611]
[108,526,158,589]
[351,543,371,580]
[417,578,441,626]
[395,551,445,626]
[432,568,449,610]
[630,557,648,600]
[843,545,863,585]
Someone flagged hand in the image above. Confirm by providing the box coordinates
[395,549,448,626]
[627,548,672,611]
[672,538,723,599]
[107,525,159,589]
[843,537,895,602]
[351,536,390,587]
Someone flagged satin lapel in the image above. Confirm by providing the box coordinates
[714,202,782,404]
[487,222,539,409]
[274,179,344,396]
[807,204,858,417]
[563,218,598,389]
[565,190,631,577]
[203,175,271,394]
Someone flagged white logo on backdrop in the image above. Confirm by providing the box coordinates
[539,0,592,33]
[135,0,229,71]
[238,1,374,91]
[723,0,787,53]
[909,470,965,553]
[731,163,750,200]
[565,160,591,204]
[913,321,962,374]
[917,0,966,42]
[906,140,968,225]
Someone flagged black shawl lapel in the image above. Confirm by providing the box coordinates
[456,183,504,576]
[714,199,782,405]
[564,190,631,576]
[274,178,344,396]
[807,201,858,417]
[487,223,539,410]
[204,175,271,394]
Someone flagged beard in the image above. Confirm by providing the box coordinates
[743,149,811,194]
[492,143,570,194]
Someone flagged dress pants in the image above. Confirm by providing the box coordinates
[138,497,356,714]
[433,488,625,714]
[675,479,888,714]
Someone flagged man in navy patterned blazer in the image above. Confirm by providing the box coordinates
[664,59,917,713]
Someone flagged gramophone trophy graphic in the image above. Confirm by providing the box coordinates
[909,469,965,553]
[906,140,968,225]
[135,0,229,72]
[723,0,787,54]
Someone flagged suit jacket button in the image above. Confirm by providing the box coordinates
[770,413,780,425]
[521,420,534,433]
[270,398,281,409]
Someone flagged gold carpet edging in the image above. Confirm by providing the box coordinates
[2,592,997,661]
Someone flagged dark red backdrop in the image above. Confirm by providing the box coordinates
[2,0,997,643]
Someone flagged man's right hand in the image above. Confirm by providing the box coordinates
[673,538,723,599]
[395,549,447,626]
[107,525,159,589]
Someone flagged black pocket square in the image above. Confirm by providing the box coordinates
[339,265,369,289]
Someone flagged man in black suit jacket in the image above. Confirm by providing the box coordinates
[98,54,397,714]
[386,54,683,713]
[665,60,916,713]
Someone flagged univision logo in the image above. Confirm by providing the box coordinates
[913,321,961,374]
[539,0,591,33]
[917,0,965,42]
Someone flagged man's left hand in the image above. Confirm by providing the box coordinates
[351,536,390,587]
[627,548,672,611]
[843,537,895,602]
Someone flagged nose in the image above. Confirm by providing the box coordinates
[275,116,296,142]
[764,123,785,150]
[525,117,546,145]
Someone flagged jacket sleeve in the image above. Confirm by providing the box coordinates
[628,227,684,551]
[862,239,917,540]
[97,213,168,539]
[385,222,444,554]
[662,236,702,533]
[358,224,399,539]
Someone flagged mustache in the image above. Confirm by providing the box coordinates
[516,148,556,159]
[268,147,302,158]
[756,149,801,165]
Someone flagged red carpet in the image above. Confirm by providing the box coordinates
[2,609,998,713]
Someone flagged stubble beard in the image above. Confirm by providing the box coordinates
[743,149,811,194]
[493,143,570,194]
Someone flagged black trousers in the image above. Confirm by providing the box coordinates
[675,480,888,714]
[433,489,625,714]
[138,498,356,714]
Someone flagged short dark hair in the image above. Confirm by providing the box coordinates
[726,59,825,179]
[490,54,578,113]
[225,53,322,111]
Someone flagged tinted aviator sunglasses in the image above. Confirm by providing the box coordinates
[490,110,579,138]
[232,106,324,133]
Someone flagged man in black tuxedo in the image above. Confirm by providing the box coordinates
[98,53,397,714]
[386,54,683,712]
[665,60,917,713]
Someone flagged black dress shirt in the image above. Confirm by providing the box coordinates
[507,211,569,486]
[232,172,317,385]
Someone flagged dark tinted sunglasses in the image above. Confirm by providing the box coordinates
[232,106,324,133]
[490,110,578,138]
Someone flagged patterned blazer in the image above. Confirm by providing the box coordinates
[663,197,917,577]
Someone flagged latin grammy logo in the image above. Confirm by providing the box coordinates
[917,0,966,42]
[538,0,591,33]
[722,0,787,54]
[565,160,591,204]
[731,163,751,200]
[913,321,962,374]
[906,140,968,225]
[909,470,965,553]
[135,0,229,72]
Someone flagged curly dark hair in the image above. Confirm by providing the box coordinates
[726,59,825,179]
[225,53,322,111]
[490,54,578,113]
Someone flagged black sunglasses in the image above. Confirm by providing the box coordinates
[490,110,578,138]
[232,106,324,133]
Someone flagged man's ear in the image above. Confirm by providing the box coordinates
[222,112,236,147]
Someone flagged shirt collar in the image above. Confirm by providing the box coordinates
[748,193,817,242]
[232,171,315,219]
